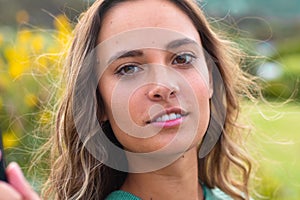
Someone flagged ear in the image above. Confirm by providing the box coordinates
[96,86,109,122]
[204,52,214,99]
[208,66,214,99]
[97,107,108,123]
[101,114,108,122]
[97,113,108,125]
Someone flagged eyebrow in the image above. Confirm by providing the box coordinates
[107,38,197,64]
[165,38,198,49]
[108,50,144,64]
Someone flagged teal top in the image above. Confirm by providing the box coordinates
[105,184,232,200]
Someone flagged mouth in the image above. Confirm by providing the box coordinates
[146,107,188,124]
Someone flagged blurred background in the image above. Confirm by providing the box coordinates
[0,0,299,199]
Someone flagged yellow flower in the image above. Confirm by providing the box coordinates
[5,43,30,78]
[53,14,72,46]
[25,93,38,107]
[53,14,72,35]
[4,46,15,62]
[39,110,52,124]
[34,55,48,73]
[47,46,60,55]
[2,131,19,148]
[32,34,44,53]
[8,60,28,78]
[17,29,32,44]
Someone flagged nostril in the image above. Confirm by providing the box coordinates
[153,94,161,98]
[147,85,179,101]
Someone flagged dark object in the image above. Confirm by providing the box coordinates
[0,129,7,182]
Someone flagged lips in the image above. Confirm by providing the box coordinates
[147,107,188,124]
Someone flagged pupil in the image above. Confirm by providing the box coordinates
[177,55,186,63]
[125,66,134,73]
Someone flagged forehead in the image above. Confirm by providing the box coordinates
[98,0,201,44]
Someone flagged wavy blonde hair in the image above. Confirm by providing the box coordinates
[38,0,257,199]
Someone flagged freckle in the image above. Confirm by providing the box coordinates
[182,155,185,158]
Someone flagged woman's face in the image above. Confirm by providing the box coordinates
[97,0,212,154]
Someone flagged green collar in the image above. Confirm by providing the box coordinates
[105,184,232,200]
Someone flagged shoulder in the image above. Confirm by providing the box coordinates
[211,188,233,200]
[105,189,229,200]
[106,187,251,200]
[203,185,254,200]
[203,185,233,200]
[105,190,141,200]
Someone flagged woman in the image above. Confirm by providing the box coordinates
[0,0,256,199]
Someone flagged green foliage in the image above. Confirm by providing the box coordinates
[0,15,72,183]
[273,37,300,60]
[255,37,300,102]
[261,72,299,101]
[247,102,300,199]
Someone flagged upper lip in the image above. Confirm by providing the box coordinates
[146,107,188,124]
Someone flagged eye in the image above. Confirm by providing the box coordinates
[172,53,196,65]
[115,64,143,76]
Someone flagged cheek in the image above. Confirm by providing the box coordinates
[128,90,145,123]
[186,72,211,135]
[104,82,146,126]
[184,69,211,111]
[189,68,211,98]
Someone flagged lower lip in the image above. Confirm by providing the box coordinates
[151,117,184,128]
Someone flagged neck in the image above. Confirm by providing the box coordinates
[121,147,203,200]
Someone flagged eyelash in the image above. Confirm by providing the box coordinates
[115,63,143,76]
[172,52,196,66]
[114,52,196,76]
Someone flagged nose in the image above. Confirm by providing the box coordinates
[144,51,180,102]
[147,84,179,101]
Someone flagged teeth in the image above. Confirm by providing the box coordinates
[153,112,182,122]
[156,117,162,122]
[169,113,177,120]
[162,114,169,121]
